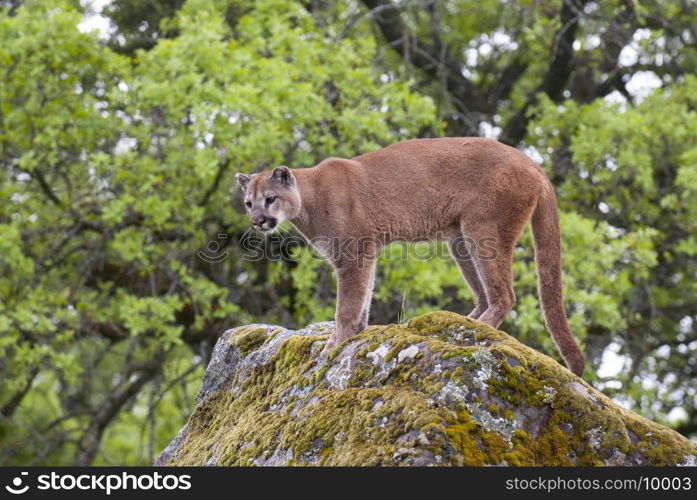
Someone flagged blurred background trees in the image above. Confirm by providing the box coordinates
[0,0,695,464]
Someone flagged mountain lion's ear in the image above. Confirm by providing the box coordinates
[236,173,251,191]
[272,166,293,186]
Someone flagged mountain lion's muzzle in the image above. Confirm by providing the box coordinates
[252,215,277,232]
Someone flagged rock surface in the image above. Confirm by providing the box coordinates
[155,311,697,466]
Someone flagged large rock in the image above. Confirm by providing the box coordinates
[155,311,697,466]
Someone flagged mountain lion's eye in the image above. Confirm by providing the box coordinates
[245,201,252,208]
[265,196,276,206]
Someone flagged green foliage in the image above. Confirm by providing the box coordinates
[528,80,697,422]
[0,0,436,464]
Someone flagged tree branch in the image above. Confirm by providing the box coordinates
[33,168,63,206]
[71,352,164,466]
[1,367,39,418]
[501,0,589,144]
[485,56,529,107]
[361,0,480,135]
[198,156,232,207]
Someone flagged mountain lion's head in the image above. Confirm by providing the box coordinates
[235,166,301,233]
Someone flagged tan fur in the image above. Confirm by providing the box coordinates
[236,137,585,376]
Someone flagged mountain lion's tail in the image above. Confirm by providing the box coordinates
[530,184,585,376]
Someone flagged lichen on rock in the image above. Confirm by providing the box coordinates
[155,311,697,466]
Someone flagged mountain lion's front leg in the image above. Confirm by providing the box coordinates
[323,259,376,354]
[358,263,376,331]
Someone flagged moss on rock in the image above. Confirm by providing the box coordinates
[155,311,697,466]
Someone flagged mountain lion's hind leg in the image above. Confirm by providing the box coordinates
[467,224,520,328]
[447,235,488,319]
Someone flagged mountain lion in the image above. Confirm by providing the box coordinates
[236,137,585,376]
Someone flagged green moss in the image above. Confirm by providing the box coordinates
[162,311,697,466]
[229,327,268,356]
